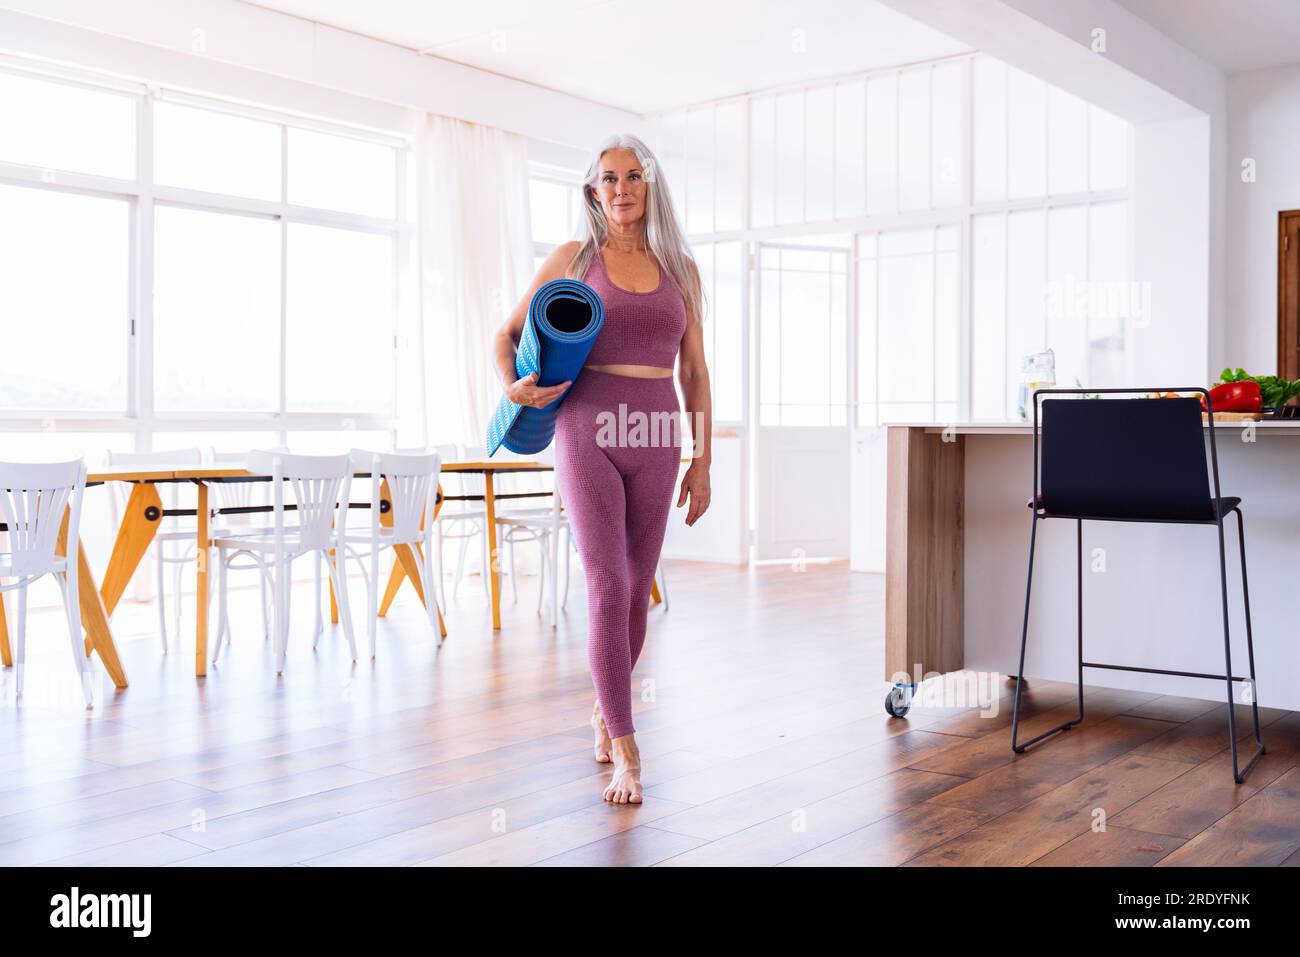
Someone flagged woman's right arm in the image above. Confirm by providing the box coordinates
[494,240,583,409]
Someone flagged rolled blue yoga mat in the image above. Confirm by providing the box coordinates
[486,278,605,457]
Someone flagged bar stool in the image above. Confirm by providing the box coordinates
[1013,387,1265,783]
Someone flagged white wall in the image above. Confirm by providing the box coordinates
[1225,63,1300,374]
[1130,114,1212,387]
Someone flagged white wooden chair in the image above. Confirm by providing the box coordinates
[340,448,441,659]
[205,449,275,646]
[104,447,203,653]
[207,448,338,649]
[0,458,94,707]
[493,445,572,625]
[210,450,356,674]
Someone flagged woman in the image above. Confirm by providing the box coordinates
[494,134,712,805]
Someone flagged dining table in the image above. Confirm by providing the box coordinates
[0,457,667,689]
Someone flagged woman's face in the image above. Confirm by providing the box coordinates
[590,148,647,229]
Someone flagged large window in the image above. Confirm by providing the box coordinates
[858,226,961,426]
[758,238,849,426]
[0,184,130,411]
[648,52,1132,427]
[528,164,583,271]
[693,240,745,423]
[0,63,412,455]
[153,206,281,412]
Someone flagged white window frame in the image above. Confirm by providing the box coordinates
[647,52,1134,429]
[0,58,414,452]
[528,161,584,263]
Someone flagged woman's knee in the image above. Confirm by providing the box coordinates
[588,572,634,610]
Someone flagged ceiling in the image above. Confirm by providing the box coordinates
[239,0,971,113]
[1113,0,1300,73]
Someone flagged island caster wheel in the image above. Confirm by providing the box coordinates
[885,682,916,718]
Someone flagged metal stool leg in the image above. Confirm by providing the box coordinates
[1012,515,1085,753]
[1225,506,1265,783]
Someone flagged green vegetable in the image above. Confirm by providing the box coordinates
[1218,368,1300,409]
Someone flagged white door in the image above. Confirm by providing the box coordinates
[752,240,851,561]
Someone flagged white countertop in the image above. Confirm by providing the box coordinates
[883,419,1300,435]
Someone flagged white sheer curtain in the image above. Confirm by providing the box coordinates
[417,112,534,449]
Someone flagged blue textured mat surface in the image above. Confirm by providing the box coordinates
[486,278,605,456]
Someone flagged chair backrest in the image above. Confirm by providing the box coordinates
[1037,391,1218,521]
[247,449,351,551]
[349,448,441,542]
[0,459,87,579]
[206,448,277,518]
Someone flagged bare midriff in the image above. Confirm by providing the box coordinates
[584,363,674,379]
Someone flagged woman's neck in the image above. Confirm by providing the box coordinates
[604,220,647,253]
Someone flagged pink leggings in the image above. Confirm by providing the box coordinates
[555,368,683,740]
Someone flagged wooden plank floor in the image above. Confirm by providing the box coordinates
[1,559,1297,867]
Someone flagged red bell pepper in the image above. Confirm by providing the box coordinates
[1201,380,1262,413]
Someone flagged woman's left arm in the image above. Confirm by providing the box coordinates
[675,261,712,527]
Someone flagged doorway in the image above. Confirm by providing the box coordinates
[751,236,851,562]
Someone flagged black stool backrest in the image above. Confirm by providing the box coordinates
[1039,395,1215,521]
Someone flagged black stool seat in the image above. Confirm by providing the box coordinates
[1028,494,1243,524]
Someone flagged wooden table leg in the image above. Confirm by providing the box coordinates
[376,479,445,622]
[650,580,662,604]
[195,482,209,677]
[328,548,339,625]
[55,510,128,689]
[484,472,501,630]
[77,540,129,689]
[377,561,405,617]
[377,475,446,637]
[0,591,11,667]
[392,543,447,638]
[99,483,165,617]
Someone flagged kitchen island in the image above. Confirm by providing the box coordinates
[885,419,1300,711]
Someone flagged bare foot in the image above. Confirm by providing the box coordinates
[590,700,612,764]
[603,734,643,805]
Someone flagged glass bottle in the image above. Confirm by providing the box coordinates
[1017,348,1056,420]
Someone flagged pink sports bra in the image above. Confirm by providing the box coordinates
[581,249,687,369]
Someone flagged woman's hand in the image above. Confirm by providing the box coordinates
[507,372,572,409]
[676,461,711,527]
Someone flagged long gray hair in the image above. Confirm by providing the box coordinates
[566,133,705,326]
